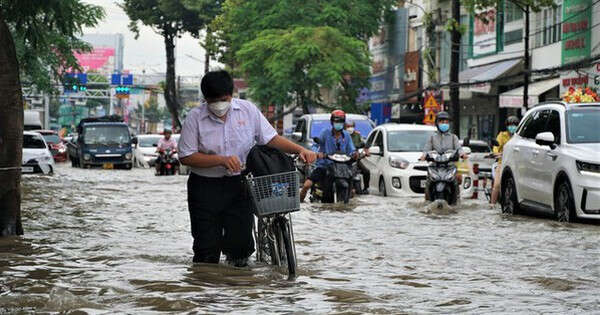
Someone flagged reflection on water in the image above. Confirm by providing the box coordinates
[1,164,600,313]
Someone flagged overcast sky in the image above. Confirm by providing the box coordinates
[83,0,208,77]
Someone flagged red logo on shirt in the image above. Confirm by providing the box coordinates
[238,120,246,126]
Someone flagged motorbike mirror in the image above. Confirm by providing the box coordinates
[463,137,470,147]
[490,139,499,147]
[312,137,322,145]
[131,137,138,145]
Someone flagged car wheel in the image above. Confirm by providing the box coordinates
[379,177,387,197]
[501,174,520,215]
[555,180,577,223]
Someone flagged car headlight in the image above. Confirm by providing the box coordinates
[83,153,91,161]
[576,160,600,174]
[389,157,409,169]
[125,152,132,160]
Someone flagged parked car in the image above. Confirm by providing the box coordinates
[69,116,134,169]
[460,139,494,173]
[290,113,375,150]
[22,131,54,174]
[132,134,162,167]
[34,130,67,162]
[500,101,600,222]
[360,123,474,198]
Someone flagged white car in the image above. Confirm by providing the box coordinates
[460,139,494,173]
[500,101,600,222]
[133,134,162,166]
[360,124,473,198]
[22,131,54,174]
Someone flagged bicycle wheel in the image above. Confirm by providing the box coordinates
[277,217,297,278]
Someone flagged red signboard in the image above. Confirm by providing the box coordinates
[73,47,115,73]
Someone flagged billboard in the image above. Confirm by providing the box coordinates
[471,9,497,57]
[73,47,116,73]
[562,0,591,65]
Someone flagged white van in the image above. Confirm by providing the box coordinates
[24,110,42,130]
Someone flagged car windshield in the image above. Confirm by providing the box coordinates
[83,126,130,145]
[23,134,46,149]
[567,109,600,143]
[139,136,161,148]
[310,119,373,138]
[387,130,436,152]
[42,134,60,144]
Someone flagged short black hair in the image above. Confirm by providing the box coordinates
[201,70,234,99]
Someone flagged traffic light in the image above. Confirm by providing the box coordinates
[115,86,130,98]
[79,85,87,92]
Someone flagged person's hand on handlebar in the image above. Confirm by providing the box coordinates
[299,149,317,164]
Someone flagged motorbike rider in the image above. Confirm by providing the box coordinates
[346,120,370,195]
[156,129,178,173]
[419,111,466,200]
[490,115,520,207]
[300,110,357,202]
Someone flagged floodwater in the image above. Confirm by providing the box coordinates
[2,163,600,313]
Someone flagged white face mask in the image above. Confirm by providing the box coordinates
[207,101,231,117]
[347,127,355,134]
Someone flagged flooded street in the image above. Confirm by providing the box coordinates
[2,163,600,313]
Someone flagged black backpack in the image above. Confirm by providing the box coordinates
[245,145,295,177]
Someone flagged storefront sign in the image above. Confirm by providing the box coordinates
[468,82,492,94]
[404,51,420,94]
[499,95,539,108]
[472,9,497,57]
[562,0,591,64]
[560,63,600,94]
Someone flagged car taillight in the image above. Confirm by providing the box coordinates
[166,164,172,169]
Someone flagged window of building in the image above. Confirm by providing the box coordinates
[505,29,523,45]
[504,1,524,23]
[535,3,562,48]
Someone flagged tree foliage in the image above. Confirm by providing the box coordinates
[1,0,105,91]
[215,0,393,112]
[237,26,370,113]
[121,0,213,129]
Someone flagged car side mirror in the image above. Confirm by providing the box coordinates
[369,146,381,155]
[292,132,302,141]
[535,132,556,148]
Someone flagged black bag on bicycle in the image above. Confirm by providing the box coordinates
[245,145,295,177]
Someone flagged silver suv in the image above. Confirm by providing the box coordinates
[500,102,600,222]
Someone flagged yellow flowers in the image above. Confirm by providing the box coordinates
[562,87,600,103]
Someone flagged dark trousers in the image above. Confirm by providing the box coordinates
[187,173,254,263]
[358,160,370,190]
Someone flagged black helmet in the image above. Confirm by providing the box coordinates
[506,115,519,126]
[435,111,451,124]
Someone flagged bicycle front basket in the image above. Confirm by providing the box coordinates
[246,171,300,216]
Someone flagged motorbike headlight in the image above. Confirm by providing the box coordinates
[576,160,600,175]
[389,157,409,169]
[125,152,132,160]
[83,153,91,161]
[444,167,457,181]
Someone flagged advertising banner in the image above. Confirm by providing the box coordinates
[73,47,116,73]
[562,0,591,64]
[472,9,497,57]
[404,51,419,95]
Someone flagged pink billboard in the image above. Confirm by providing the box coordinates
[73,47,115,73]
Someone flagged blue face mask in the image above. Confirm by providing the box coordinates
[333,123,344,131]
[438,123,450,133]
[507,125,517,134]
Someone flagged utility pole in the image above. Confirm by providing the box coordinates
[523,5,530,112]
[450,0,461,135]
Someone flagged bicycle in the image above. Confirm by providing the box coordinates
[245,171,300,279]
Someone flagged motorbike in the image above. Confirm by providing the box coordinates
[425,149,461,206]
[156,148,179,176]
[309,154,355,204]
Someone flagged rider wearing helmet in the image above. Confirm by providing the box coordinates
[490,115,520,206]
[420,111,464,159]
[300,109,357,202]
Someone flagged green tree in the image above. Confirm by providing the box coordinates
[0,0,104,236]
[120,0,213,130]
[237,26,370,113]
[216,0,393,113]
